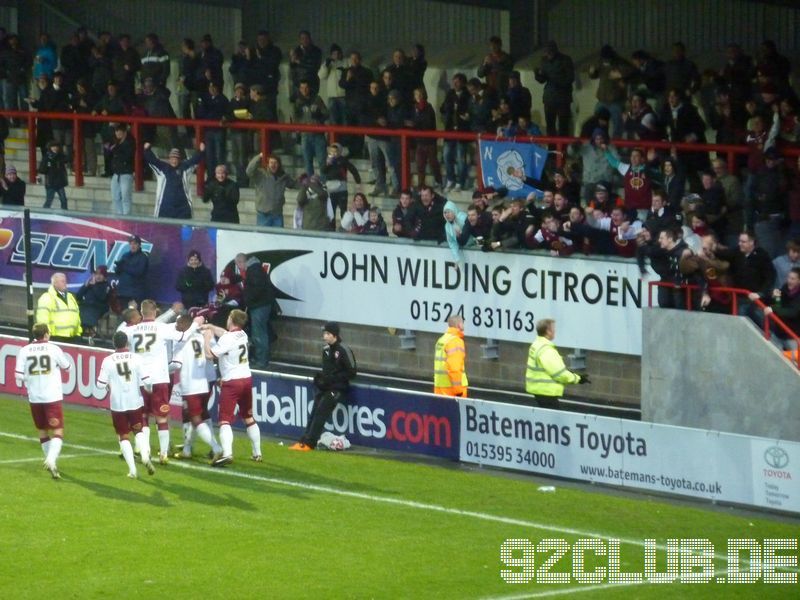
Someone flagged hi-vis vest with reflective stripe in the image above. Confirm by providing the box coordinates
[433,331,467,389]
[35,287,82,337]
[525,336,578,397]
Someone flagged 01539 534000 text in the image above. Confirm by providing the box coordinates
[499,538,798,585]
[408,300,536,333]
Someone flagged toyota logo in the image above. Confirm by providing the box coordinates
[764,446,790,469]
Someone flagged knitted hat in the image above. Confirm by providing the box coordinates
[322,321,340,337]
[5,164,16,176]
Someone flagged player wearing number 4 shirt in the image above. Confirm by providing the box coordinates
[97,331,156,478]
[14,323,71,479]
[201,309,261,466]
[122,299,202,464]
[169,315,222,460]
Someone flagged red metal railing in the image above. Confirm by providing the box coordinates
[4,108,800,197]
[648,281,800,367]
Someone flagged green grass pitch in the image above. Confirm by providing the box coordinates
[0,394,797,599]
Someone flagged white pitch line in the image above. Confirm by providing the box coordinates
[482,581,642,600]
[0,430,786,571]
[0,451,106,464]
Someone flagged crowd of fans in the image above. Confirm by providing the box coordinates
[0,26,798,342]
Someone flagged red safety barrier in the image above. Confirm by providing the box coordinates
[647,281,800,368]
[4,108,800,197]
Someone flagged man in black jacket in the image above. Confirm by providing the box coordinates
[716,231,776,321]
[109,124,135,215]
[176,250,214,309]
[416,185,446,242]
[242,255,276,369]
[290,322,357,451]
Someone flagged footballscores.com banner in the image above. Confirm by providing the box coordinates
[216,231,646,355]
[459,398,800,514]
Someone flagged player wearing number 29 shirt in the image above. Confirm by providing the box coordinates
[14,323,72,479]
[97,331,155,478]
[202,309,261,466]
[122,299,201,464]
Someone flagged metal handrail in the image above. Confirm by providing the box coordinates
[647,280,800,367]
[5,107,800,196]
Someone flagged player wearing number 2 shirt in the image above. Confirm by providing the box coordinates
[122,299,200,464]
[97,331,155,478]
[202,309,261,466]
[14,323,72,479]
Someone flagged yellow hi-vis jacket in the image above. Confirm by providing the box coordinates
[525,336,579,398]
[433,327,468,397]
[36,286,82,338]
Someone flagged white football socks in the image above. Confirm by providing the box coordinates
[219,424,233,458]
[45,437,63,467]
[120,439,136,476]
[246,424,261,457]
[135,431,151,464]
[157,428,170,457]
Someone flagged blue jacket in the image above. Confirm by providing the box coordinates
[443,200,470,263]
[146,148,204,219]
[114,248,148,301]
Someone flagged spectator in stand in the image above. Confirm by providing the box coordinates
[88,44,112,99]
[33,33,57,82]
[583,205,643,257]
[145,143,205,219]
[289,30,322,101]
[603,145,658,219]
[466,77,496,134]
[408,87,442,189]
[443,200,469,263]
[708,88,748,146]
[699,169,729,240]
[341,192,370,234]
[339,51,372,155]
[0,34,31,116]
[622,92,662,141]
[113,235,148,308]
[661,88,709,180]
[297,174,332,231]
[506,71,532,122]
[458,201,493,248]
[293,79,329,177]
[636,226,694,308]
[73,79,98,176]
[0,164,24,205]
[385,88,408,187]
[663,42,700,99]
[176,250,215,309]
[534,41,574,137]
[578,106,611,139]
[76,265,110,340]
[202,164,239,224]
[416,185,446,242]
[178,39,201,141]
[247,153,296,228]
[140,33,169,90]
[136,77,178,151]
[764,267,800,348]
[27,73,72,160]
[643,189,680,237]
[318,44,347,125]
[439,73,470,193]
[630,50,665,101]
[196,80,228,175]
[720,43,754,105]
[568,128,617,202]
[198,34,224,88]
[773,239,800,288]
[39,141,69,210]
[715,230,776,318]
[485,198,536,251]
[60,33,88,94]
[658,155,687,212]
[111,34,140,102]
[251,31,282,120]
[757,40,792,94]
[362,81,395,197]
[750,147,789,258]
[228,41,251,87]
[361,206,388,236]
[588,45,635,138]
[323,142,361,219]
[477,36,514,96]
[501,112,543,141]
[392,189,422,239]
[385,49,413,106]
[225,82,252,186]
[776,98,800,146]
[409,44,427,91]
[586,181,624,215]
[108,124,135,215]
[526,213,574,256]
[711,158,745,246]
[551,170,580,206]
[93,81,128,177]
[249,83,278,154]
[551,191,573,223]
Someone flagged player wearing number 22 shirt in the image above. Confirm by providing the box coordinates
[97,331,156,479]
[122,299,199,464]
[202,309,261,467]
[14,323,71,480]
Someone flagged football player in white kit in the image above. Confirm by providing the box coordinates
[169,315,222,460]
[97,331,156,478]
[14,323,72,479]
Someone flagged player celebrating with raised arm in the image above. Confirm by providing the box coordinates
[122,299,202,464]
[201,309,262,466]
[97,331,156,478]
[170,314,222,460]
[14,323,72,479]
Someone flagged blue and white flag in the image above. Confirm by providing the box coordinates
[479,140,548,198]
